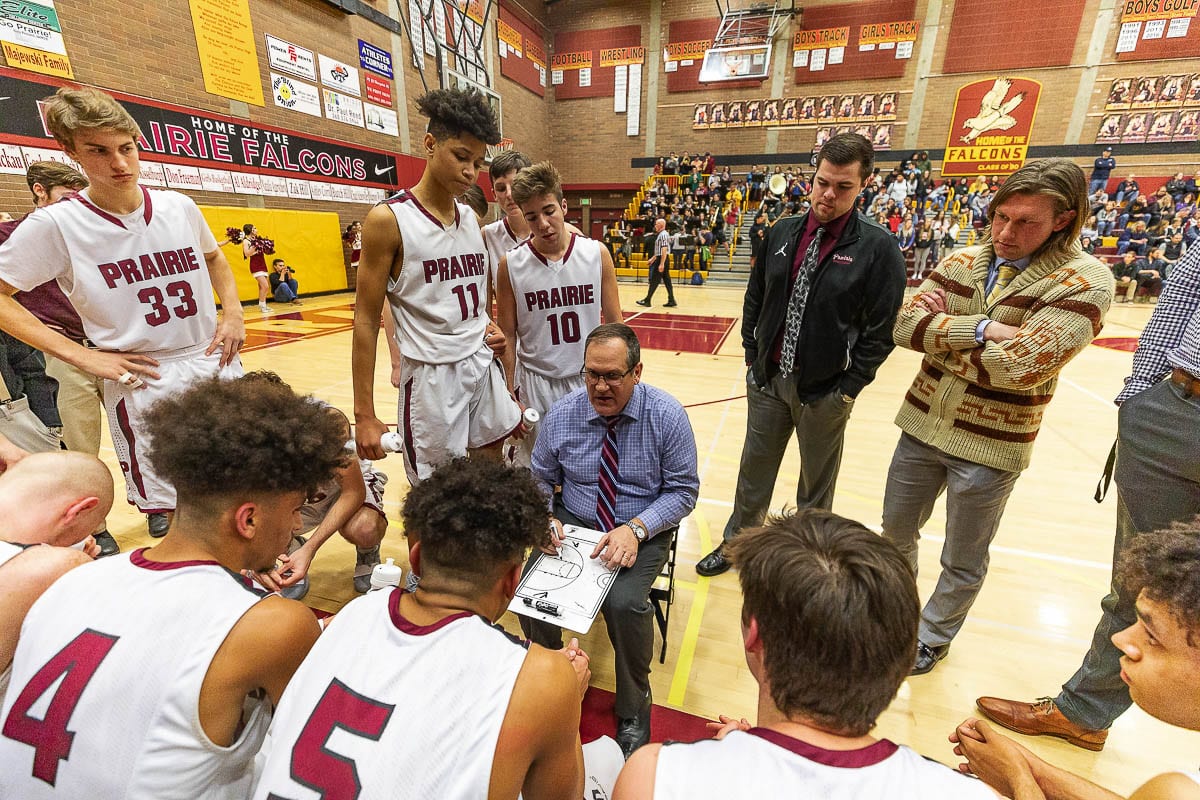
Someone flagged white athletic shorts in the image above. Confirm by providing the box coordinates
[104,342,244,512]
[582,736,624,799]
[299,459,388,533]
[398,343,521,484]
[507,363,584,469]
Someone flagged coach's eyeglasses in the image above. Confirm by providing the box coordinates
[579,366,634,387]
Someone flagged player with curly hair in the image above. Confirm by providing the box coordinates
[353,87,521,485]
[951,517,1200,800]
[253,457,624,800]
[0,376,347,799]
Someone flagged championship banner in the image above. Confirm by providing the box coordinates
[526,36,546,68]
[497,18,522,52]
[792,27,850,50]
[942,77,1042,177]
[599,46,644,67]
[551,51,592,70]
[0,67,400,189]
[858,20,920,46]
[664,39,708,63]
[1120,0,1198,22]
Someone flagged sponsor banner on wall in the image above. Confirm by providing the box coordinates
[364,102,400,137]
[364,73,392,106]
[271,72,322,118]
[942,77,1042,177]
[318,53,361,97]
[188,0,263,105]
[266,34,316,80]
[0,0,73,78]
[322,88,365,127]
[357,39,393,78]
[0,142,25,175]
[0,67,398,190]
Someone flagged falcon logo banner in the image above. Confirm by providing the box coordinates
[942,77,1042,177]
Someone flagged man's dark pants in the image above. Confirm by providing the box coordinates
[643,256,675,303]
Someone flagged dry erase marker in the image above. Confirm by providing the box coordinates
[524,597,561,617]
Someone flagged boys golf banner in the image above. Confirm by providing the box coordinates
[942,77,1042,177]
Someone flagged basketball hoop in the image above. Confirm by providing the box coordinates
[486,137,515,164]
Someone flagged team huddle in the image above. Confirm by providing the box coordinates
[0,78,1197,800]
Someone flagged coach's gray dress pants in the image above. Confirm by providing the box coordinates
[881,432,1021,648]
[1056,379,1200,730]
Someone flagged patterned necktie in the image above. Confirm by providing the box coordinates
[781,227,824,376]
[596,416,620,531]
[987,261,1019,304]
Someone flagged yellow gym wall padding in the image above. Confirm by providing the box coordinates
[198,206,349,303]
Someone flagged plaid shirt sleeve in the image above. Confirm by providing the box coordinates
[1117,245,1200,404]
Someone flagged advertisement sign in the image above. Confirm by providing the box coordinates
[318,54,361,97]
[271,72,322,118]
[0,0,72,77]
[942,77,1042,177]
[322,88,364,127]
[266,34,316,80]
[357,39,393,78]
[364,73,392,106]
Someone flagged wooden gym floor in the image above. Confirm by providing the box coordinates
[97,282,1194,794]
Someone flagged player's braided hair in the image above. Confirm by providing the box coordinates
[417,88,502,145]
[144,376,349,501]
[402,458,550,582]
[1119,516,1200,646]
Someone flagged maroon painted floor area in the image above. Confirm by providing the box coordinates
[580,687,712,745]
[1092,337,1139,353]
[624,311,737,355]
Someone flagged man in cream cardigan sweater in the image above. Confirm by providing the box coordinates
[882,158,1115,676]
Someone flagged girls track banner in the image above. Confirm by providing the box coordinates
[0,67,401,193]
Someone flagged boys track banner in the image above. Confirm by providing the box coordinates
[941,77,1042,177]
[0,67,401,191]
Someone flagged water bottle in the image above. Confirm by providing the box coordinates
[380,432,404,452]
[522,407,540,430]
[369,557,403,592]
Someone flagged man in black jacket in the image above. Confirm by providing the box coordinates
[697,134,906,577]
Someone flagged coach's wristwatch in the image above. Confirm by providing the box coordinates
[628,520,648,542]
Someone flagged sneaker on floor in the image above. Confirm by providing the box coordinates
[635,299,650,307]
[280,535,309,601]
[147,513,169,538]
[353,545,381,594]
[259,303,272,315]
[93,530,120,558]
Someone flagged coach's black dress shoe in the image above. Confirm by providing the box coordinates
[616,691,652,759]
[695,544,731,577]
[147,513,170,538]
[93,530,120,558]
[911,641,950,675]
[635,299,650,307]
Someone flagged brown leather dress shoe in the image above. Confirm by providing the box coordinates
[975,696,1108,751]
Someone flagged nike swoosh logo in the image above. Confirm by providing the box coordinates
[374,165,395,176]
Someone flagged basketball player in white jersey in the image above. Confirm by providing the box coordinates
[497,161,622,467]
[253,457,602,800]
[353,88,521,482]
[613,509,996,799]
[0,377,346,799]
[0,451,111,695]
[236,372,387,599]
[483,149,533,286]
[0,87,245,528]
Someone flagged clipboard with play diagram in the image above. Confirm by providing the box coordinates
[509,525,619,634]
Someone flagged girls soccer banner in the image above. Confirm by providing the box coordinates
[942,77,1042,177]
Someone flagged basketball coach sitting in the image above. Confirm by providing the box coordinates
[520,323,699,759]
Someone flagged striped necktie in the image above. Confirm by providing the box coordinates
[781,226,824,376]
[596,416,620,531]
[987,261,1019,304]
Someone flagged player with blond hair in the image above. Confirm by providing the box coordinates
[0,87,245,535]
